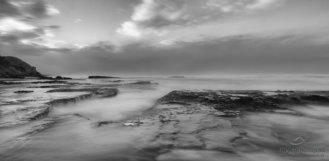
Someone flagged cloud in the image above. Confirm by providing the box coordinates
[74,18,83,23]
[0,18,35,32]
[0,0,74,51]
[14,35,329,76]
[116,21,142,37]
[0,0,20,17]
[116,0,186,38]
[16,0,60,18]
[246,0,279,10]
[117,0,283,38]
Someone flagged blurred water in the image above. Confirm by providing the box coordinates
[1,75,329,161]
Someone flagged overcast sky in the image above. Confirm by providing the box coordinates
[0,0,329,76]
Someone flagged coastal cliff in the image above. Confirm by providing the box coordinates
[0,56,43,78]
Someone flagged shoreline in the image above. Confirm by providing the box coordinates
[1,78,329,161]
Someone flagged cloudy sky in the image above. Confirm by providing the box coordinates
[0,0,329,76]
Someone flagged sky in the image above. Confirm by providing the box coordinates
[0,0,329,76]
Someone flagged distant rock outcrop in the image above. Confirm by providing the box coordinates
[0,55,43,78]
[88,76,119,79]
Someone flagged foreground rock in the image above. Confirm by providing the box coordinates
[96,90,329,161]
[159,90,329,112]
[47,88,118,98]
[0,55,43,78]
[1,83,119,128]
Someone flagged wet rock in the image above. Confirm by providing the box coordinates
[109,80,122,83]
[131,81,153,85]
[95,88,118,98]
[159,90,329,114]
[30,80,67,84]
[47,88,98,93]
[175,134,204,148]
[27,106,51,121]
[55,76,72,80]
[300,95,329,102]
[156,150,246,161]
[14,90,34,94]
[221,110,240,117]
[47,93,93,106]
[97,121,115,127]
[88,75,119,79]
[123,120,143,127]
[24,119,57,136]
[0,81,21,85]
[28,85,69,88]
[73,113,90,120]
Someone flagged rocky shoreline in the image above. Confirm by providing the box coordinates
[0,79,119,128]
[2,78,329,161]
[94,90,329,161]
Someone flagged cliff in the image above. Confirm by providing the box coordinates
[0,56,43,78]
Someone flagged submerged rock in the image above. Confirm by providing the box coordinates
[55,76,72,80]
[123,120,143,127]
[28,85,69,88]
[88,75,119,79]
[14,90,34,94]
[109,80,123,83]
[95,88,118,98]
[0,81,21,85]
[30,80,67,84]
[131,81,154,85]
[47,93,94,106]
[28,106,51,121]
[97,121,116,127]
[46,88,98,93]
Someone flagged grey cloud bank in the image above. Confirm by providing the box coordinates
[1,0,329,76]
[6,36,328,76]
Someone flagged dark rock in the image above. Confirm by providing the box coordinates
[0,81,21,85]
[73,113,90,120]
[159,90,329,114]
[38,76,54,80]
[28,106,51,121]
[47,93,94,106]
[47,88,118,98]
[0,55,43,78]
[97,121,115,127]
[300,95,329,102]
[47,88,98,93]
[130,81,153,85]
[109,80,122,83]
[95,88,118,98]
[28,85,69,88]
[88,76,119,79]
[55,76,72,80]
[14,90,34,94]
[30,80,67,84]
